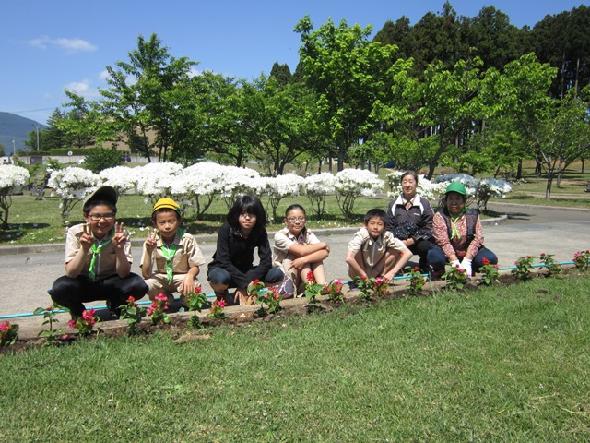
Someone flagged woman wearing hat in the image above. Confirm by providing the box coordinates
[430,182,498,277]
[49,186,148,318]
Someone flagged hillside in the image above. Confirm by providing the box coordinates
[0,112,44,154]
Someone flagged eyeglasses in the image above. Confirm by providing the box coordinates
[88,213,115,221]
[286,217,306,223]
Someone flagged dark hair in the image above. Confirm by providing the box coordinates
[228,195,267,232]
[400,171,419,183]
[151,208,182,225]
[364,208,386,224]
[285,204,306,217]
[83,200,117,216]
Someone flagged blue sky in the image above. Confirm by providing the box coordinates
[1,0,587,125]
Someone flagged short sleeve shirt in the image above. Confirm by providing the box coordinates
[348,227,408,269]
[64,223,133,278]
[140,231,206,275]
[273,227,320,265]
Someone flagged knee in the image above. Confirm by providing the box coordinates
[50,276,78,300]
[427,247,446,269]
[208,268,231,286]
[265,267,284,284]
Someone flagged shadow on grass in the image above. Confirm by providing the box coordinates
[0,222,51,241]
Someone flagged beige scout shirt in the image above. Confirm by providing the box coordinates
[273,227,321,266]
[140,231,206,276]
[64,223,133,278]
[348,227,408,269]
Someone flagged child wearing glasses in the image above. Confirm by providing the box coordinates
[140,198,207,306]
[207,195,284,305]
[273,204,329,297]
[49,186,148,319]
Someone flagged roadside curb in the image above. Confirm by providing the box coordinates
[490,201,590,211]
[0,215,508,256]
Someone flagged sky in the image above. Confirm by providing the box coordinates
[1,0,588,125]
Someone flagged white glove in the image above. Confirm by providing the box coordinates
[451,259,461,269]
[460,258,473,278]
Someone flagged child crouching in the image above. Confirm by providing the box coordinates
[141,198,206,306]
[346,209,412,282]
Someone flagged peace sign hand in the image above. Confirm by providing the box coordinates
[146,228,158,252]
[113,222,127,248]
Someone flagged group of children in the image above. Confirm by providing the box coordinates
[50,172,497,318]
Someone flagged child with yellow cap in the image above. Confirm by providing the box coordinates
[140,197,207,305]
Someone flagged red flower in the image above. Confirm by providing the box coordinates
[127,295,136,304]
[482,257,490,266]
[375,276,385,286]
[217,299,226,308]
[306,270,315,282]
[67,319,77,329]
[147,302,157,316]
[0,321,10,332]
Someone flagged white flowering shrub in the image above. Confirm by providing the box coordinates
[99,166,140,194]
[335,169,384,218]
[433,174,512,210]
[303,173,337,218]
[48,167,101,223]
[263,174,304,221]
[135,162,183,204]
[172,162,226,219]
[217,165,263,208]
[0,165,30,228]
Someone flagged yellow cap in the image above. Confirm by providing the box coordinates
[153,197,181,213]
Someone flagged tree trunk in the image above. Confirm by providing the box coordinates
[337,145,345,171]
[557,170,563,187]
[328,156,333,173]
[574,57,580,97]
[516,159,523,180]
[426,130,445,180]
[582,158,585,174]
[535,155,542,176]
[317,159,322,174]
[545,172,554,199]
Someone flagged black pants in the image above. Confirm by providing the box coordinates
[408,239,436,272]
[50,273,148,317]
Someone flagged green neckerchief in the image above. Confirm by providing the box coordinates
[88,233,113,281]
[160,229,184,283]
[449,209,466,241]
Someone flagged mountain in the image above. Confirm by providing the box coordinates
[0,112,45,154]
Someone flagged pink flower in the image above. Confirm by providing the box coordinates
[458,268,466,273]
[155,293,168,302]
[147,302,157,316]
[126,296,136,304]
[217,299,226,308]
[82,309,96,321]
[67,319,77,329]
[251,279,261,285]
[375,277,385,286]
[0,321,10,332]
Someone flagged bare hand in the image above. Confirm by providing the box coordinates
[180,276,195,295]
[113,222,126,249]
[79,232,93,252]
[146,229,158,252]
[291,257,307,269]
[404,238,415,247]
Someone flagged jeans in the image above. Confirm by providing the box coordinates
[428,246,498,273]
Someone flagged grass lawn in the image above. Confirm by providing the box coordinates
[1,275,589,441]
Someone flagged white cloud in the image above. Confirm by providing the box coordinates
[98,69,110,81]
[188,66,202,78]
[29,36,97,53]
[65,79,98,98]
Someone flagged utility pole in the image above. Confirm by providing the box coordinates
[36,125,40,151]
[12,138,16,157]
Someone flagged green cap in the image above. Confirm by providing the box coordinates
[444,181,467,197]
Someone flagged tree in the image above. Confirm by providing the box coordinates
[269,63,292,86]
[295,16,399,170]
[56,91,104,149]
[100,33,196,161]
[373,17,413,60]
[532,6,590,97]
[537,92,590,198]
[0,143,5,157]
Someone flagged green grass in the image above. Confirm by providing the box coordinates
[1,194,391,245]
[497,195,590,209]
[1,275,589,441]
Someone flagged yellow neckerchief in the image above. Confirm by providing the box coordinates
[449,209,466,241]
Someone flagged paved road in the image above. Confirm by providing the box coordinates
[1,203,588,316]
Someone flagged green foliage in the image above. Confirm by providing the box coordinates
[443,265,468,291]
[82,148,123,173]
[512,256,535,281]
